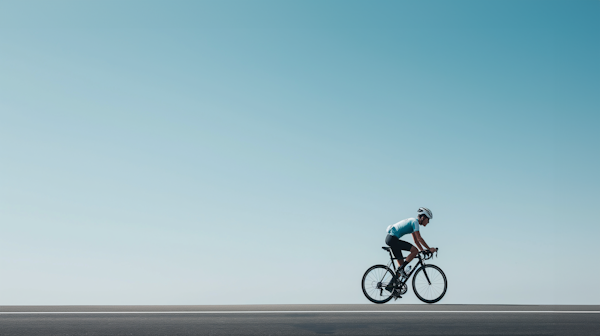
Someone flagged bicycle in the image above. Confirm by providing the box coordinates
[361,247,447,304]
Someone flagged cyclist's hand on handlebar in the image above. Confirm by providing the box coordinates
[429,247,437,253]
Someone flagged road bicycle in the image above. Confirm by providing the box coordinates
[361,247,447,304]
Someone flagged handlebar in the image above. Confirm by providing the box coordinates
[419,248,439,260]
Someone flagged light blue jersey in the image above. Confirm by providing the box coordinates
[386,218,420,238]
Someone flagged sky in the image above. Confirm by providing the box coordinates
[1,0,598,305]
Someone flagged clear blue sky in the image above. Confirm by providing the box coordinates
[1,0,598,305]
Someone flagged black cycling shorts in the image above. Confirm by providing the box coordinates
[385,234,414,260]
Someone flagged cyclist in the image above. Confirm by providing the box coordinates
[385,207,437,289]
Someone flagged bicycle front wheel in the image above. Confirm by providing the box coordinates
[361,265,395,304]
[412,264,447,303]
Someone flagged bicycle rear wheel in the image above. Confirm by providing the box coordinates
[412,264,447,303]
[361,265,395,304]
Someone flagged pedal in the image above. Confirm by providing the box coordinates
[393,289,403,300]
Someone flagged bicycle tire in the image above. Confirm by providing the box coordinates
[412,264,447,303]
[361,265,395,304]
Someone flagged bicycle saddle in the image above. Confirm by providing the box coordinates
[381,247,391,252]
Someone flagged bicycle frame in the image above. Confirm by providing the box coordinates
[384,248,433,286]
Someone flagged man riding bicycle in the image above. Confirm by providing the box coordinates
[385,207,437,290]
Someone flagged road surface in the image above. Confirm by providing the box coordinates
[0,304,597,335]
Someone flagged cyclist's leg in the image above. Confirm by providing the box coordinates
[384,235,406,292]
[396,240,415,270]
[404,246,419,264]
[385,235,405,267]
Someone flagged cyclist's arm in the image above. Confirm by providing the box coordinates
[411,232,425,251]
[412,231,433,252]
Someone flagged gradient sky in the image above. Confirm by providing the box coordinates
[1,0,598,305]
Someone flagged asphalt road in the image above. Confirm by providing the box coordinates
[0,305,598,335]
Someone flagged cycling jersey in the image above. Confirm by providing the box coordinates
[386,218,419,238]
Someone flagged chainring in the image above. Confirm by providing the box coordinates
[399,283,408,295]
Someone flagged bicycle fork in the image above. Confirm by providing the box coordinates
[423,269,432,285]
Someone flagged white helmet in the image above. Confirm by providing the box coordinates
[417,207,433,219]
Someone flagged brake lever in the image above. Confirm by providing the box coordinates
[423,250,432,260]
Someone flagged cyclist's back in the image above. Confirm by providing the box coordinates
[386,217,419,239]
